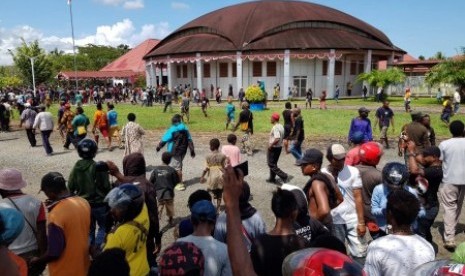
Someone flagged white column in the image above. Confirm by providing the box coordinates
[167,56,172,90]
[145,63,151,87]
[236,51,242,92]
[326,49,336,98]
[196,53,203,91]
[283,49,290,100]
[150,62,156,87]
[364,50,372,93]
[158,63,163,86]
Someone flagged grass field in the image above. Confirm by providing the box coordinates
[39,97,463,139]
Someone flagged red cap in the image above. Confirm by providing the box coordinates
[271,112,280,121]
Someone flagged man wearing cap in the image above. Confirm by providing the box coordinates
[266,112,291,184]
[33,105,54,156]
[30,172,91,276]
[348,107,372,145]
[406,111,431,154]
[60,103,75,149]
[178,200,232,276]
[19,103,37,147]
[322,144,367,261]
[374,100,395,149]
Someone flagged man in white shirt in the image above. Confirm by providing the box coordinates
[453,89,461,114]
[266,112,291,184]
[33,105,54,156]
[438,120,465,250]
[322,144,367,261]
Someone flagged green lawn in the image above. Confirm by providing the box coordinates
[42,98,462,139]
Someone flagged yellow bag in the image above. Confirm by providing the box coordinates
[240,122,249,131]
[77,126,87,135]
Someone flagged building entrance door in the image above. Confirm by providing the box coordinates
[293,76,307,98]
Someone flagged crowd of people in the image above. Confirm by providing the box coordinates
[2,87,465,276]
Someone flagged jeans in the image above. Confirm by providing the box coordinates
[89,205,109,247]
[40,130,53,154]
[290,140,302,160]
[414,206,439,244]
[26,128,36,147]
[267,146,287,180]
[454,103,460,114]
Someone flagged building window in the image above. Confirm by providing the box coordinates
[253,61,262,77]
[350,61,357,75]
[322,60,328,76]
[358,61,364,74]
[219,62,228,78]
[232,62,237,77]
[335,61,342,75]
[203,63,211,78]
[176,65,181,78]
[182,64,188,78]
[267,61,277,77]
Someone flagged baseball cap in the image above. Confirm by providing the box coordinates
[190,200,216,222]
[271,112,280,121]
[159,242,205,276]
[358,107,370,113]
[295,148,323,166]
[329,144,347,160]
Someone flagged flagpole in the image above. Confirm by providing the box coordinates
[68,0,79,91]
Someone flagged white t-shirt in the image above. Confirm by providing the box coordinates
[177,235,232,276]
[322,165,362,224]
[269,123,284,148]
[33,111,54,131]
[439,137,465,185]
[364,234,435,276]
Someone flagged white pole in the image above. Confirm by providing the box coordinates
[68,0,79,91]
[30,57,36,98]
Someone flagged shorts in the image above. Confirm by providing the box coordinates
[109,126,120,137]
[284,125,292,139]
[169,155,185,171]
[380,126,388,139]
[208,189,223,200]
[158,199,175,218]
[99,126,109,138]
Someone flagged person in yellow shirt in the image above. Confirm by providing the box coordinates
[103,184,150,276]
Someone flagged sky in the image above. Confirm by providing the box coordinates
[1,0,464,65]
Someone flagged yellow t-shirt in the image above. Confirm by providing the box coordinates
[104,204,150,276]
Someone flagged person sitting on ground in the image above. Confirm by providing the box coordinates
[214,182,266,251]
[149,152,179,226]
[250,188,309,276]
[103,184,150,276]
[221,134,241,167]
[364,189,435,276]
[0,168,47,274]
[158,242,205,276]
[0,208,27,276]
[371,162,408,234]
[200,138,227,210]
[177,200,232,276]
[175,190,212,239]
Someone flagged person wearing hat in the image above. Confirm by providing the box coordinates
[30,172,91,276]
[0,168,47,270]
[297,148,342,230]
[406,111,431,154]
[0,208,27,276]
[374,100,395,149]
[348,107,372,146]
[32,105,54,156]
[321,144,367,262]
[156,114,196,191]
[266,112,292,184]
[19,102,37,147]
[234,101,254,156]
[60,103,75,149]
[178,200,232,276]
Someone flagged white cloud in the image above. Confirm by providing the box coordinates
[171,2,190,10]
[123,0,144,9]
[95,0,144,9]
[0,19,171,66]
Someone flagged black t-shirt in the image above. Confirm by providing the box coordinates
[149,165,179,200]
[423,165,443,207]
[294,215,329,243]
[250,233,308,276]
[238,109,253,134]
[282,109,292,127]
[292,116,304,142]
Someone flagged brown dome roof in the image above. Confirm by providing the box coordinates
[146,0,403,59]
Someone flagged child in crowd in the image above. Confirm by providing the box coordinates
[221,134,241,167]
[150,152,180,225]
[441,96,453,126]
[180,92,190,124]
[201,94,210,117]
[225,97,235,130]
[200,138,227,210]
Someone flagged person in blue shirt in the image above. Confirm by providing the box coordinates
[107,104,121,150]
[156,114,196,191]
[225,97,235,130]
[348,107,373,144]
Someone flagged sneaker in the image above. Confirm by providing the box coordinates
[175,183,186,191]
[444,240,457,251]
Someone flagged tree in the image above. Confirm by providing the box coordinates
[9,39,53,86]
[426,47,465,92]
[357,67,406,88]
[77,44,131,70]
[418,55,425,60]
[430,51,447,60]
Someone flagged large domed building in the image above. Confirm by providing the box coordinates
[144,0,405,98]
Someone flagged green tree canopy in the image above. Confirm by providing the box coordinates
[357,67,406,88]
[426,47,465,90]
[77,44,131,70]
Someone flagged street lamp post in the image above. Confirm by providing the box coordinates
[30,57,36,98]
